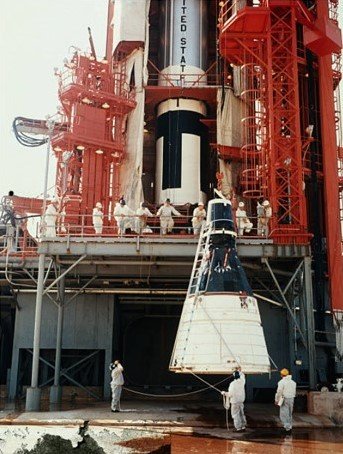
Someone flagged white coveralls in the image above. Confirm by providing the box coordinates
[135,203,153,234]
[92,207,103,234]
[236,207,253,236]
[192,207,206,235]
[228,377,247,430]
[275,375,297,431]
[110,364,124,411]
[257,202,265,236]
[43,204,58,237]
[259,205,272,237]
[114,204,134,235]
[156,204,181,235]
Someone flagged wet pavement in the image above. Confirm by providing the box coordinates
[0,401,342,453]
[169,429,343,453]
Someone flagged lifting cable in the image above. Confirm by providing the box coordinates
[186,369,231,430]
[123,373,232,430]
[122,375,229,399]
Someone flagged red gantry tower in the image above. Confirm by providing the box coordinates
[219,0,343,317]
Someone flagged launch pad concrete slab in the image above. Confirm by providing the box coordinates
[1,401,337,429]
[308,392,343,425]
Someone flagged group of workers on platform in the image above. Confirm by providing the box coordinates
[110,360,296,435]
[42,196,272,238]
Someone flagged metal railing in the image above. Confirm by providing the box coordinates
[38,213,274,239]
[147,60,219,88]
[219,0,266,27]
[0,211,277,259]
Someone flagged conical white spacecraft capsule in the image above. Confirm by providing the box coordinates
[170,198,271,374]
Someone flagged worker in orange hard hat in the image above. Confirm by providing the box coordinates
[275,368,297,433]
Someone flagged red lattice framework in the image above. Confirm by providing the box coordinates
[51,53,136,228]
[219,0,343,310]
[219,0,309,243]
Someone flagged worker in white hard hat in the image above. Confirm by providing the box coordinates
[259,200,272,237]
[236,201,253,236]
[43,198,59,238]
[114,199,134,236]
[157,199,181,235]
[275,368,297,433]
[192,202,206,236]
[92,202,104,235]
[135,202,154,234]
[109,360,124,412]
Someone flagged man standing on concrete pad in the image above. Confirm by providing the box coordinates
[275,368,297,433]
[227,370,247,432]
[110,360,124,412]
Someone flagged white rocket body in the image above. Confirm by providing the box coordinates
[156,0,209,205]
[169,198,271,374]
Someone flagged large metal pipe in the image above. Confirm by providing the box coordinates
[30,253,45,388]
[55,259,192,266]
[54,277,65,387]
[25,253,46,411]
[16,288,187,295]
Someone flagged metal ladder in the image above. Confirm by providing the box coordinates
[187,224,212,296]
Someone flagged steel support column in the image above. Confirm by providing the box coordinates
[316,1,343,314]
[263,258,307,346]
[303,256,316,389]
[50,275,65,404]
[25,253,45,411]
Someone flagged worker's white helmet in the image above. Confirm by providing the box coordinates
[96,202,102,209]
[238,202,245,208]
[262,200,270,207]
[198,202,204,206]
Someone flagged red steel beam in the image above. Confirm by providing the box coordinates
[316,1,343,312]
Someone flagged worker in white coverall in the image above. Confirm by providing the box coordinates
[259,200,272,237]
[110,360,124,412]
[192,202,206,235]
[92,202,104,235]
[257,200,265,235]
[114,199,134,235]
[135,202,153,234]
[157,198,181,235]
[43,199,59,237]
[236,202,253,236]
[226,370,247,431]
[275,368,296,433]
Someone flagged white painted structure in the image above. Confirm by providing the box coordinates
[170,293,271,374]
[170,198,271,374]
